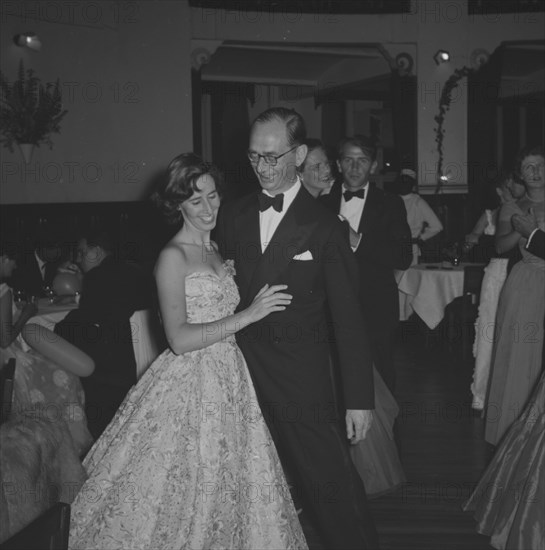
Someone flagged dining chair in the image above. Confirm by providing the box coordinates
[444,265,486,359]
[0,358,16,425]
[0,502,70,550]
[130,309,165,379]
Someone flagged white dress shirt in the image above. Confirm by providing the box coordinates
[260,179,301,253]
[339,183,368,250]
[35,250,46,280]
[339,183,368,233]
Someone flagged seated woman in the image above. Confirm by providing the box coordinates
[0,242,94,457]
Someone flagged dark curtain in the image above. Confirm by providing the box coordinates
[191,69,202,157]
[390,72,417,169]
[202,82,257,201]
[467,46,503,224]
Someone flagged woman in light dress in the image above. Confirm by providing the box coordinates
[467,173,525,410]
[68,153,308,550]
[0,243,93,457]
[485,145,545,445]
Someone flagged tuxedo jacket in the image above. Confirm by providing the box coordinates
[13,253,58,297]
[55,256,153,388]
[321,183,413,335]
[216,185,374,411]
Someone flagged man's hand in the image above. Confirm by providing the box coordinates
[346,409,373,444]
[512,208,538,238]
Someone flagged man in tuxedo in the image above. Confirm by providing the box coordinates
[55,230,153,439]
[321,136,412,392]
[13,234,62,297]
[217,107,378,550]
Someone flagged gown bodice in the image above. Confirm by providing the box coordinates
[185,260,240,325]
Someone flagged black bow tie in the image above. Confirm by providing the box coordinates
[343,189,365,202]
[258,193,284,213]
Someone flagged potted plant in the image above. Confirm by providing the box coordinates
[0,60,68,161]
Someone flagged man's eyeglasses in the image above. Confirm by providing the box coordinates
[247,145,298,167]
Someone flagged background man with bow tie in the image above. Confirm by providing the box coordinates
[321,136,413,392]
[13,232,63,297]
[217,107,378,550]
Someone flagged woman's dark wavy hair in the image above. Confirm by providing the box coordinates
[151,153,224,225]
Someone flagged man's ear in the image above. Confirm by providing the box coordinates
[370,160,378,175]
[295,144,308,168]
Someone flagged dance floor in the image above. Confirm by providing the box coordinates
[301,318,494,550]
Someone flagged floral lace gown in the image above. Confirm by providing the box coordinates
[68,262,308,550]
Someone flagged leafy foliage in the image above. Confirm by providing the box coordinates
[433,66,474,193]
[0,60,68,152]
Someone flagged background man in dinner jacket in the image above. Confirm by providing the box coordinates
[55,230,153,439]
[321,136,412,392]
[13,233,63,297]
[216,107,378,550]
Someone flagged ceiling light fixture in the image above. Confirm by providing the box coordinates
[434,49,450,65]
[13,32,42,51]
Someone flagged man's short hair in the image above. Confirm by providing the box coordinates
[251,107,306,147]
[337,135,377,162]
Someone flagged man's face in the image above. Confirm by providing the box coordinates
[248,119,306,196]
[76,238,101,273]
[38,243,62,263]
[520,154,544,190]
[337,144,377,190]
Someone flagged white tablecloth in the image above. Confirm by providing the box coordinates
[29,298,78,331]
[396,264,465,329]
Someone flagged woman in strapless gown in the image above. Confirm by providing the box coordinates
[68,153,307,550]
[464,369,544,550]
[485,147,545,446]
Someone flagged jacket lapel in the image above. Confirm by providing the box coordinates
[358,184,380,235]
[237,187,317,308]
[233,195,262,306]
[328,183,343,213]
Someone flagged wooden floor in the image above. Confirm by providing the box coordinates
[300,319,495,550]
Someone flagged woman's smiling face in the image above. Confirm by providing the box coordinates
[179,174,221,232]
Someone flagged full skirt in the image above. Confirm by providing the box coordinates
[68,339,308,550]
[484,259,544,445]
[464,371,545,549]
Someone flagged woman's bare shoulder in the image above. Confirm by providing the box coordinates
[155,241,189,277]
